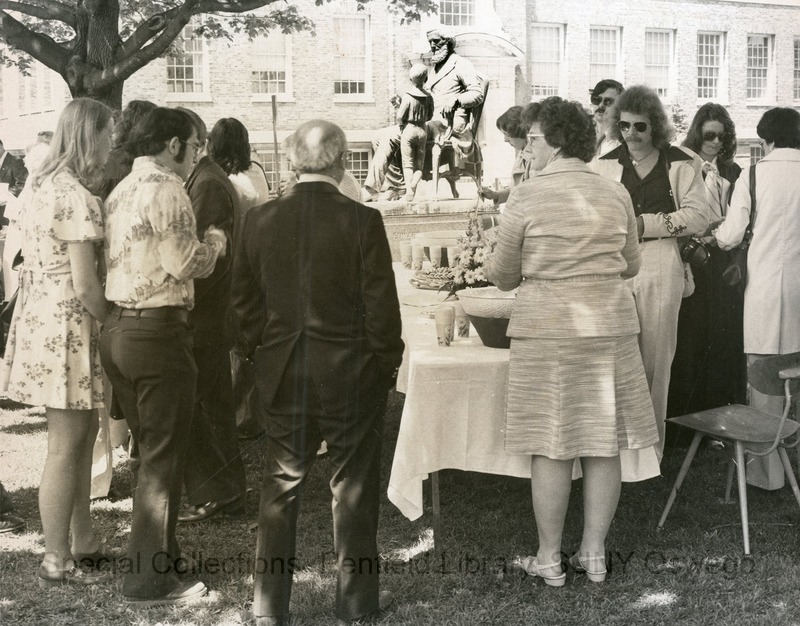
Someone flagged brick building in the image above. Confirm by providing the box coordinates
[1,0,799,185]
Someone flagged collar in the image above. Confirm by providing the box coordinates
[297,173,340,189]
[131,156,185,183]
[0,152,8,169]
[759,147,800,163]
[427,53,459,88]
[600,143,694,165]
[535,157,598,178]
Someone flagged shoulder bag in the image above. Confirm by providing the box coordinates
[721,164,757,294]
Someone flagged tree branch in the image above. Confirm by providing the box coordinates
[0,11,68,73]
[194,0,275,14]
[0,0,75,28]
[118,5,180,57]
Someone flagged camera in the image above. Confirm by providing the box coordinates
[680,237,710,267]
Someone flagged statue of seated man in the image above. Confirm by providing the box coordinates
[364,29,486,201]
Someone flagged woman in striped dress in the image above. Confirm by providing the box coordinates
[485,97,658,586]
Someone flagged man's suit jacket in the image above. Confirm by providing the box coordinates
[0,152,27,198]
[426,52,485,131]
[231,180,404,415]
[185,155,238,346]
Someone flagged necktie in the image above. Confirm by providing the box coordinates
[703,161,724,220]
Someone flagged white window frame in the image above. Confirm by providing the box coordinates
[746,33,775,104]
[644,29,674,102]
[530,23,565,98]
[794,37,800,103]
[438,0,475,27]
[589,26,622,87]
[251,32,294,103]
[347,147,371,184]
[332,14,373,103]
[165,17,211,103]
[696,31,728,103]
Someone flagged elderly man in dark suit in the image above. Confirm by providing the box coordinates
[232,119,404,626]
[179,108,246,522]
[0,139,28,224]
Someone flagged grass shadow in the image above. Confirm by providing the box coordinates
[0,419,46,436]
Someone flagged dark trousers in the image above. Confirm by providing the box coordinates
[183,341,246,504]
[253,380,388,621]
[99,314,197,598]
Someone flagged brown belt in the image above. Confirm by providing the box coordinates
[111,305,188,322]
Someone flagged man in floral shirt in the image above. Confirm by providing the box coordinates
[99,107,227,606]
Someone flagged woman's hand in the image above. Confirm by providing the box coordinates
[479,187,499,201]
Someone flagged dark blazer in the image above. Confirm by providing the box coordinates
[185,155,238,346]
[0,152,27,199]
[231,179,404,415]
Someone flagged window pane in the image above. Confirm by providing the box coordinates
[589,28,618,86]
[252,34,288,94]
[697,33,721,99]
[439,0,475,27]
[254,150,287,191]
[749,142,764,166]
[645,30,672,98]
[747,34,770,99]
[334,17,367,95]
[167,20,205,93]
[531,25,562,97]
[794,38,800,101]
[347,150,370,184]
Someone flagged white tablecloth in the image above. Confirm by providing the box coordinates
[388,265,530,520]
[387,264,661,521]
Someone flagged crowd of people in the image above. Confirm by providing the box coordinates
[0,24,799,626]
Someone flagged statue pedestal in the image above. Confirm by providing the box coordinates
[374,195,499,261]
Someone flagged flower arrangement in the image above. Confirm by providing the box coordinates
[444,213,497,297]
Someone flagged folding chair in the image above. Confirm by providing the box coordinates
[658,352,800,554]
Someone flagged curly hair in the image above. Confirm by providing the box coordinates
[606,85,675,150]
[495,106,527,140]
[757,107,800,149]
[682,103,737,165]
[113,100,157,148]
[208,118,252,176]
[524,96,596,162]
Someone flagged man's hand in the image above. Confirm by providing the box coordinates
[205,225,227,257]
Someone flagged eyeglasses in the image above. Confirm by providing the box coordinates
[527,133,545,143]
[180,139,205,153]
[702,131,728,143]
[591,96,616,107]
[618,121,649,133]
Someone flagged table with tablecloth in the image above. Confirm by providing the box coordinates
[387,264,661,525]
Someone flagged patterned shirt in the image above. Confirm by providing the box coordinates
[104,156,222,309]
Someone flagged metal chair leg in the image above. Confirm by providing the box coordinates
[431,471,441,562]
[658,431,704,529]
[778,448,800,510]
[431,144,441,201]
[725,456,735,503]
[734,441,750,555]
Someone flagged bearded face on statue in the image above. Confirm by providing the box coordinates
[427,30,454,66]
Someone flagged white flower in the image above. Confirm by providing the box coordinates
[465,269,476,285]
[474,267,485,282]
[473,246,488,264]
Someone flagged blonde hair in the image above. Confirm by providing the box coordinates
[34,98,114,191]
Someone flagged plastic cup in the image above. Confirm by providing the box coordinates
[399,241,412,268]
[429,245,442,268]
[447,246,460,268]
[434,305,455,347]
[411,244,425,271]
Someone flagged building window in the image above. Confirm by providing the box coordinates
[333,15,371,99]
[794,37,800,101]
[697,32,724,100]
[644,29,673,99]
[254,148,287,191]
[749,142,765,166]
[746,34,773,101]
[251,33,292,100]
[167,18,207,95]
[589,27,620,86]
[530,24,563,98]
[438,0,475,26]
[347,149,370,184]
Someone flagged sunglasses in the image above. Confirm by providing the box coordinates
[591,96,616,107]
[702,131,728,143]
[618,120,649,133]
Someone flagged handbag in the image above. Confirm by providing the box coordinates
[721,165,757,292]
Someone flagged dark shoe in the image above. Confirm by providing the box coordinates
[0,513,24,533]
[123,580,207,606]
[177,494,244,523]
[38,560,113,588]
[336,590,395,625]
[73,540,125,568]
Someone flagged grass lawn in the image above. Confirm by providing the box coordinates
[3,392,800,625]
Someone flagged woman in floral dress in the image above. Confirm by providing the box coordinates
[2,98,114,586]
